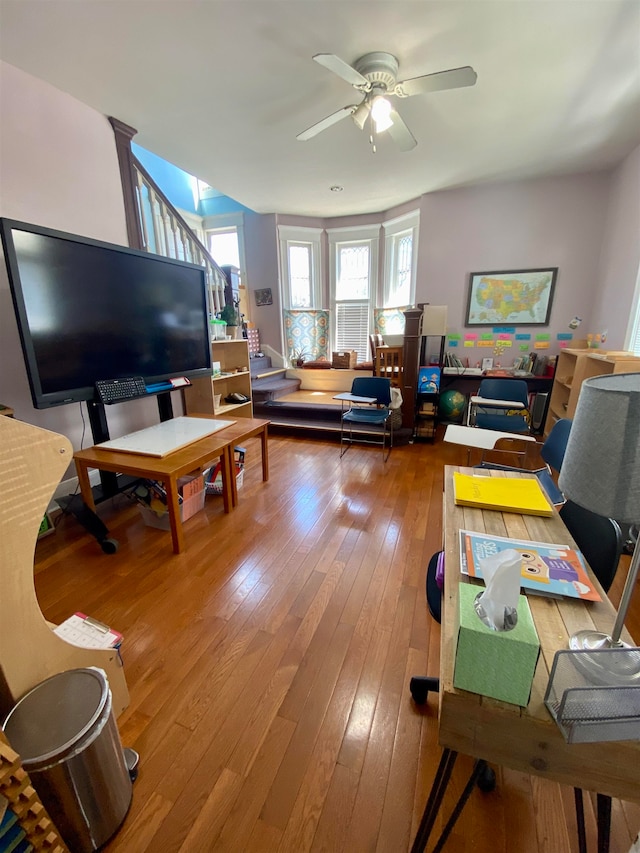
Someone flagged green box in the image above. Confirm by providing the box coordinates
[454,583,540,706]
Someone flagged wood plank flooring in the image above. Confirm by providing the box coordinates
[33,431,640,852]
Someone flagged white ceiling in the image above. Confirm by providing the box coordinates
[1,1,640,218]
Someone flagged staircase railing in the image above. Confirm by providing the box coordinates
[131,156,225,317]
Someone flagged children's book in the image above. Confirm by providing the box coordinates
[453,471,554,517]
[459,529,601,601]
[418,366,441,393]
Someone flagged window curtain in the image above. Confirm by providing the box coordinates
[283,310,330,361]
[374,306,409,336]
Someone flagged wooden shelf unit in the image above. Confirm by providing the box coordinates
[544,347,640,435]
[183,339,253,418]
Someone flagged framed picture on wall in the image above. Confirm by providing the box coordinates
[465,267,557,327]
[254,288,273,306]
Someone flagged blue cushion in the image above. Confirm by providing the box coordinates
[343,407,391,425]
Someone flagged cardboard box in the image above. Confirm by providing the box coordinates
[139,474,205,530]
[332,350,357,369]
[454,583,540,706]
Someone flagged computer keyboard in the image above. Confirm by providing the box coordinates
[95,376,147,404]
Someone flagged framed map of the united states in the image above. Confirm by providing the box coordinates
[465,267,557,327]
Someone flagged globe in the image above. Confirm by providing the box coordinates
[439,389,466,422]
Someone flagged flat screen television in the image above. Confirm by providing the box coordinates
[0,218,212,409]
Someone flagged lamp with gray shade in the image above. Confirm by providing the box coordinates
[558,372,640,663]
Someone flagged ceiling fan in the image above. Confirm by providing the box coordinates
[297,52,477,152]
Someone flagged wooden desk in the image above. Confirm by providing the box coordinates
[74,417,269,554]
[412,466,640,851]
[440,466,639,796]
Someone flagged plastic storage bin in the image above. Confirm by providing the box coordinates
[205,447,245,496]
[137,473,205,530]
[2,667,132,852]
[139,487,205,530]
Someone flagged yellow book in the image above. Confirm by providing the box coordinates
[453,471,554,517]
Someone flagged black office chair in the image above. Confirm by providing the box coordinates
[558,500,623,592]
[469,378,531,433]
[557,499,623,853]
[476,418,572,505]
[340,376,393,461]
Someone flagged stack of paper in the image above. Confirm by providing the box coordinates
[54,612,123,649]
[453,471,554,517]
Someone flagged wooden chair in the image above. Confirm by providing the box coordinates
[374,345,403,386]
[369,333,385,362]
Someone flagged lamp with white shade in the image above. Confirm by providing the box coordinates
[558,372,640,666]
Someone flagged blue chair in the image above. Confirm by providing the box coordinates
[469,378,531,433]
[340,376,393,461]
[476,417,572,505]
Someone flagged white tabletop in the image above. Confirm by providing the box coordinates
[333,392,377,404]
[469,395,525,409]
[444,424,536,450]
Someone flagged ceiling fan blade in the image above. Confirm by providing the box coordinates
[313,54,369,88]
[395,65,477,98]
[387,110,417,151]
[296,105,355,141]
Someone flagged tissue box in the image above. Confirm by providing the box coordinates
[454,583,540,706]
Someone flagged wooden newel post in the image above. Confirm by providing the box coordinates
[402,307,424,431]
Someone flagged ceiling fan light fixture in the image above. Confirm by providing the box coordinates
[371,96,393,132]
[351,100,371,130]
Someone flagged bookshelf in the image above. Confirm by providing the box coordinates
[544,347,640,436]
[183,339,253,418]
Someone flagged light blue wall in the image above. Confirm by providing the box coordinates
[132,143,197,213]
[132,143,256,216]
[200,195,255,216]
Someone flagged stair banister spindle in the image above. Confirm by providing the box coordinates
[135,174,151,251]
[159,200,171,258]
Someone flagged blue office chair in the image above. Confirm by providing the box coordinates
[340,376,393,461]
[476,418,572,505]
[470,378,531,433]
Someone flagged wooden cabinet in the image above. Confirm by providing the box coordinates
[183,339,253,418]
[544,348,640,435]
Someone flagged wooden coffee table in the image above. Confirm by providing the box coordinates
[74,417,269,554]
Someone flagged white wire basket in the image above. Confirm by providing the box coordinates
[544,648,640,743]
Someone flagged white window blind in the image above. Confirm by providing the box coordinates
[335,302,370,362]
[328,225,379,363]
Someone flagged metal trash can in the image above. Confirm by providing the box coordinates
[2,667,132,852]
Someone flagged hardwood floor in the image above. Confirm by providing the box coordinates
[34,431,640,852]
